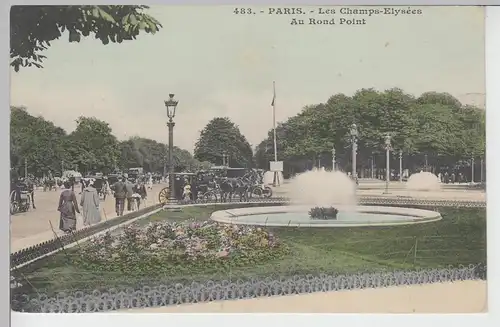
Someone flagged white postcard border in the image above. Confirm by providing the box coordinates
[2,1,498,326]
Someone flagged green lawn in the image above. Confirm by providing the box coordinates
[15,206,486,296]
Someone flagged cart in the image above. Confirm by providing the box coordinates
[158,173,197,204]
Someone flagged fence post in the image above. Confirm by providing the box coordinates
[413,237,418,266]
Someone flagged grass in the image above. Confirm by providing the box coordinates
[14,206,486,297]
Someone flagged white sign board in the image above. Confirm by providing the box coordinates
[270,161,283,172]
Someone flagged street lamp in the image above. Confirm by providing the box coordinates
[332,146,336,171]
[471,157,475,184]
[399,150,403,182]
[350,123,358,179]
[164,93,179,204]
[384,134,392,194]
[371,156,375,179]
[480,157,484,183]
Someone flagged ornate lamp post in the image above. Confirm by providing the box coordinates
[399,150,403,182]
[471,157,475,184]
[164,94,179,204]
[350,124,358,179]
[332,146,336,171]
[480,157,484,183]
[424,154,428,172]
[370,156,375,179]
[384,134,392,194]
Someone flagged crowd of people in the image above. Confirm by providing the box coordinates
[56,175,149,233]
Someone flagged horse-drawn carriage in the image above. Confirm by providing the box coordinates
[158,173,197,205]
[210,167,272,199]
[10,181,33,214]
[42,177,57,191]
[195,168,272,202]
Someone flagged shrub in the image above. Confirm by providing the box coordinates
[309,206,339,220]
[74,220,288,275]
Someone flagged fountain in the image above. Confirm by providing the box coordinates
[406,172,441,191]
[211,168,442,228]
[287,168,356,207]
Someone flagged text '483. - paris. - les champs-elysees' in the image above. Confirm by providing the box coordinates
[233,7,424,26]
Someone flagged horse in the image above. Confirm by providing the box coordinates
[219,177,249,202]
[43,177,57,192]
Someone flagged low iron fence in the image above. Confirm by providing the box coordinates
[11,264,486,313]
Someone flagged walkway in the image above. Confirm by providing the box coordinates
[10,184,166,253]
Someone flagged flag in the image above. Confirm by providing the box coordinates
[271,81,276,107]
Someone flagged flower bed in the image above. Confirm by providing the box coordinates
[309,206,339,220]
[75,221,288,276]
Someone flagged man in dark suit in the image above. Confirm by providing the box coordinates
[124,179,135,211]
[111,176,126,216]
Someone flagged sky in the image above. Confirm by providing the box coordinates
[10,5,485,153]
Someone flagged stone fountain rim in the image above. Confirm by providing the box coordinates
[210,205,442,228]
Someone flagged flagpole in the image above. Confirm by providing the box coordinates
[272,81,279,186]
[272,81,278,163]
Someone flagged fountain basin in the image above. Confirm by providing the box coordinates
[211,205,442,227]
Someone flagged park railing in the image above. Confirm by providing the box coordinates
[10,196,486,269]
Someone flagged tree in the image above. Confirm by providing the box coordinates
[10,106,208,177]
[117,137,210,173]
[10,106,67,176]
[194,117,254,168]
[10,5,162,71]
[254,89,486,175]
[69,117,120,174]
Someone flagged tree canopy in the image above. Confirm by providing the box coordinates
[194,117,254,168]
[10,106,208,177]
[10,5,162,71]
[254,89,485,175]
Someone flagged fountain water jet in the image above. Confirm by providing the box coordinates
[287,168,356,207]
[406,172,441,191]
[211,169,442,227]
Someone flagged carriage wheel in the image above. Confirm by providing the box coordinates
[262,186,273,198]
[10,201,19,215]
[203,191,218,203]
[158,187,170,205]
[251,186,262,198]
[10,191,18,215]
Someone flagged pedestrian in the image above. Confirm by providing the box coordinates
[58,181,80,233]
[111,176,126,216]
[125,178,135,212]
[147,173,153,190]
[69,174,76,192]
[137,181,147,200]
[182,178,192,201]
[132,182,146,210]
[79,178,86,194]
[80,178,102,226]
